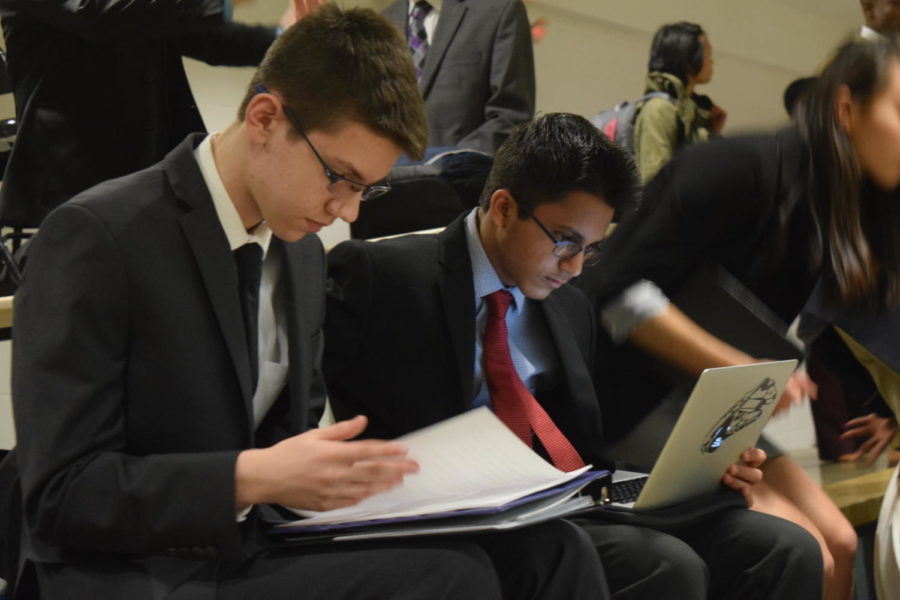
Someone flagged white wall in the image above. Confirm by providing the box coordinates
[527,0,858,132]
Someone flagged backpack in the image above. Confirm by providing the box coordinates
[591,91,676,154]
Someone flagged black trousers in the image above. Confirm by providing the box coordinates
[575,508,823,600]
[217,519,610,600]
[32,520,608,600]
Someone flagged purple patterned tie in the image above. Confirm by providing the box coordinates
[408,1,431,84]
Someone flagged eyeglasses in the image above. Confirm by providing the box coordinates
[516,198,605,266]
[254,84,391,202]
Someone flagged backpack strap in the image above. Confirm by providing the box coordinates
[631,90,679,133]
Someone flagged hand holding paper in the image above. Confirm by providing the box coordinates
[235,415,419,512]
[285,408,589,527]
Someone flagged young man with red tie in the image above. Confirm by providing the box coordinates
[324,112,824,600]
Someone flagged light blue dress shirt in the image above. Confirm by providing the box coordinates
[464,209,559,408]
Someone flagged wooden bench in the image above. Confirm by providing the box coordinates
[790,446,895,527]
[0,295,13,330]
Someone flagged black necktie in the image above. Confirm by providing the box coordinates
[234,243,263,390]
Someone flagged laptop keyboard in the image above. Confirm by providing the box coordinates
[611,476,649,504]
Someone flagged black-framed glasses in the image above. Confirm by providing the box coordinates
[516,198,605,266]
[254,84,391,202]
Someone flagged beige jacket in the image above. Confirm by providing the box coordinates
[633,72,712,183]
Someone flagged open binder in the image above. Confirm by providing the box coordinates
[268,470,607,544]
[264,408,609,544]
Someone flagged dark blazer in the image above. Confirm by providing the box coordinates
[12,134,326,599]
[383,0,535,153]
[0,0,276,227]
[324,216,609,468]
[577,129,817,326]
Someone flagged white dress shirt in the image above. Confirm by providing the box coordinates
[195,135,289,430]
[861,25,885,41]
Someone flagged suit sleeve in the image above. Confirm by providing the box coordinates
[455,0,535,151]
[0,0,240,44]
[579,138,770,310]
[323,241,377,423]
[13,204,244,559]
[178,21,277,67]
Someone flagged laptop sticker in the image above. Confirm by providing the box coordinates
[701,378,778,454]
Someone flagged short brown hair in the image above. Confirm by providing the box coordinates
[237,4,427,160]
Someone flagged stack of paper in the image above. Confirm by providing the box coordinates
[270,407,604,540]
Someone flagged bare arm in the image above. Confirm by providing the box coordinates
[627,303,814,414]
[628,303,754,375]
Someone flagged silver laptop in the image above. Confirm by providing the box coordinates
[609,360,797,511]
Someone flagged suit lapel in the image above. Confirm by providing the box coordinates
[540,296,598,415]
[438,219,477,411]
[169,135,255,412]
[421,0,467,96]
[279,238,318,434]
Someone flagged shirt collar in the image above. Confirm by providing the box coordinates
[861,25,885,41]
[195,134,272,256]
[408,0,442,16]
[464,209,525,311]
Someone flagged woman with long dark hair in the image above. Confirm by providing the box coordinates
[633,21,723,182]
[578,39,900,600]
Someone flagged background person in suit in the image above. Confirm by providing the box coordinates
[382,0,535,154]
[324,113,823,600]
[10,7,607,599]
[0,0,316,229]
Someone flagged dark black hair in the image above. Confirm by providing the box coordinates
[792,39,900,309]
[647,21,706,84]
[478,113,639,216]
[783,76,816,117]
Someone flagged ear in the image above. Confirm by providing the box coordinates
[243,93,281,146]
[486,188,516,230]
[834,84,855,135]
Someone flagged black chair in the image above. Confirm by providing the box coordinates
[0,48,27,301]
[350,164,466,240]
[350,150,494,240]
[0,450,22,599]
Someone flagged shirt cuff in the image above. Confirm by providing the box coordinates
[600,280,670,343]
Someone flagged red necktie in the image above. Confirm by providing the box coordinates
[482,290,585,472]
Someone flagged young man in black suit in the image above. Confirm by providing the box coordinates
[325,113,825,600]
[9,8,607,600]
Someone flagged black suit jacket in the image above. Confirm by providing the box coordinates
[0,0,276,227]
[383,0,535,153]
[324,216,609,468]
[12,134,326,599]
